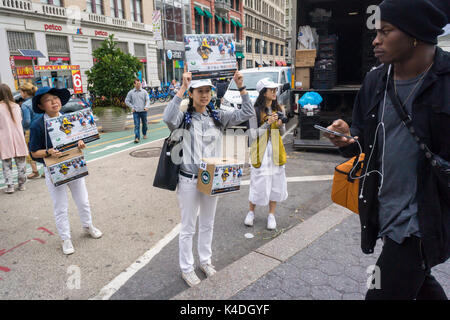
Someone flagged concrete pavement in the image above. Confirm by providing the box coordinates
[173,204,450,300]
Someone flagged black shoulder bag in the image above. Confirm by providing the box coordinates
[152,117,186,191]
[387,78,450,189]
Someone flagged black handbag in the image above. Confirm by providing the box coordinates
[153,119,185,191]
[387,79,450,189]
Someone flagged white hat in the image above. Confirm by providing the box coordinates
[256,78,280,93]
[189,79,215,89]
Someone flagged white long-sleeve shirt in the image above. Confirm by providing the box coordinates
[125,88,150,112]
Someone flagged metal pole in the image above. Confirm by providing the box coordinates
[161,1,167,86]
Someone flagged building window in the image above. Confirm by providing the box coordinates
[46,35,69,56]
[230,23,235,39]
[204,16,210,34]
[255,39,260,54]
[157,1,185,42]
[263,40,267,54]
[110,0,124,19]
[280,45,284,57]
[222,19,227,33]
[130,0,143,23]
[7,31,35,53]
[270,42,273,55]
[275,44,279,56]
[87,0,103,15]
[236,0,240,10]
[246,36,252,53]
[40,0,63,6]
[195,11,202,34]
[246,60,253,69]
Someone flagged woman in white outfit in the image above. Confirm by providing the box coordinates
[29,87,102,255]
[245,78,288,230]
[163,70,254,287]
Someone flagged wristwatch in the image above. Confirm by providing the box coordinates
[238,86,246,91]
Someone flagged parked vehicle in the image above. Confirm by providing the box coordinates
[221,67,292,129]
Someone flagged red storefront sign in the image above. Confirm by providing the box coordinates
[95,30,108,37]
[49,57,71,61]
[16,66,35,79]
[71,69,83,94]
[44,24,63,32]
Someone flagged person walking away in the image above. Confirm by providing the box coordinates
[324,0,449,300]
[0,84,29,194]
[244,78,288,230]
[19,82,42,179]
[163,69,255,287]
[125,79,150,143]
[29,87,103,255]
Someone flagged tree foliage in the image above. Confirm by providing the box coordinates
[86,35,142,113]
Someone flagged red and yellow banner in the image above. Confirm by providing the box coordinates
[34,65,80,71]
[17,66,35,79]
[71,69,83,94]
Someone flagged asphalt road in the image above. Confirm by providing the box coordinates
[109,116,345,300]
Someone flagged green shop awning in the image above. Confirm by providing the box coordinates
[194,6,205,16]
[223,18,229,24]
[235,20,243,28]
[235,51,245,59]
[203,9,213,19]
[215,14,222,22]
[230,19,238,26]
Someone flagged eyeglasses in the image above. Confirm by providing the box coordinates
[41,95,60,104]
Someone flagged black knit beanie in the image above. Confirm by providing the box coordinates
[379,0,448,45]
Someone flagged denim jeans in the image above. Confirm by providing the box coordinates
[133,111,148,140]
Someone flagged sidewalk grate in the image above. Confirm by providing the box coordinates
[129,147,161,158]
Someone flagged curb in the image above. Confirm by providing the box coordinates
[172,204,353,300]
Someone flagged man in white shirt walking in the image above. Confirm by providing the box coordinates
[125,79,150,143]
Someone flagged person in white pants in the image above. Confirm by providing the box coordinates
[29,87,102,255]
[245,78,288,230]
[163,68,255,287]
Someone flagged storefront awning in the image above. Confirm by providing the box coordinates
[235,20,243,28]
[235,51,245,59]
[215,14,222,22]
[281,61,287,66]
[223,18,229,24]
[230,19,238,27]
[194,6,205,16]
[275,61,282,66]
[203,9,213,19]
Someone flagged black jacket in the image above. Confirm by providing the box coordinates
[340,47,450,268]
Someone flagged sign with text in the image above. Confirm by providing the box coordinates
[184,34,237,80]
[45,108,99,152]
[71,69,83,93]
[44,148,88,187]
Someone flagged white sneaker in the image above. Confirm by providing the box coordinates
[84,225,103,239]
[199,263,217,278]
[244,211,254,226]
[62,239,75,255]
[181,271,201,287]
[267,214,276,230]
[5,186,14,194]
[18,184,26,191]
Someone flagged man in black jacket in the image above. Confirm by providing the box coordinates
[325,0,449,300]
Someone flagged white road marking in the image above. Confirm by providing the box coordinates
[240,175,334,186]
[89,141,133,154]
[91,223,181,300]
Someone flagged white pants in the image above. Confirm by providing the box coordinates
[177,174,218,273]
[45,168,93,241]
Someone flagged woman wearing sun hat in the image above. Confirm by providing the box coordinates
[29,86,103,255]
[244,77,288,230]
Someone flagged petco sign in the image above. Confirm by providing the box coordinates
[94,30,108,37]
[44,24,63,32]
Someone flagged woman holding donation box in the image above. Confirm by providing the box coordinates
[244,78,288,231]
[163,68,255,287]
[29,87,103,255]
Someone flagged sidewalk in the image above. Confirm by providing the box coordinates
[173,204,450,300]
